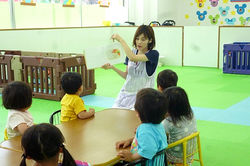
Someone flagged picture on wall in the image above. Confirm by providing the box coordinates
[21,0,37,3]
[63,0,75,5]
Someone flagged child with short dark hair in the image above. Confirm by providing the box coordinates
[20,123,90,166]
[60,72,95,122]
[162,86,197,164]
[2,81,34,139]
[116,88,168,163]
[157,69,178,92]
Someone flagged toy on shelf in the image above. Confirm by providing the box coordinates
[149,21,161,27]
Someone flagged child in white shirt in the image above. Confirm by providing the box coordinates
[2,81,34,139]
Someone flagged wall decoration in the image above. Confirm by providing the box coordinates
[195,0,206,8]
[185,14,190,19]
[231,10,236,15]
[219,6,230,16]
[182,0,249,26]
[63,0,75,5]
[196,11,207,20]
[225,18,236,24]
[21,0,37,3]
[209,0,219,7]
[246,17,250,25]
[209,14,220,24]
[239,16,250,25]
[235,4,247,14]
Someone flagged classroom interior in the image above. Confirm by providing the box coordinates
[0,0,250,165]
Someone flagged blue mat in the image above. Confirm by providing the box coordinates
[82,95,250,126]
[82,95,115,108]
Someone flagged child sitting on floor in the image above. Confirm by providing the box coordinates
[3,81,34,139]
[60,72,95,122]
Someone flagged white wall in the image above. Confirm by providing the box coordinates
[154,27,183,66]
[54,4,81,27]
[128,0,143,25]
[219,26,250,68]
[1,26,249,68]
[0,27,112,53]
[0,26,183,67]
[0,2,128,29]
[142,0,158,25]
[14,3,54,28]
[184,26,218,67]
[0,2,12,29]
[112,27,137,47]
[128,0,158,25]
[157,0,179,25]
[82,4,106,26]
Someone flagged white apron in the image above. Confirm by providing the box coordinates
[113,50,156,110]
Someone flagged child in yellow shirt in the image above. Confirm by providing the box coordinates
[60,72,95,122]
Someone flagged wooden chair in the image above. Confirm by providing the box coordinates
[49,110,61,125]
[167,131,204,166]
[123,148,167,166]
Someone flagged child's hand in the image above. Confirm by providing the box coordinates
[116,139,132,149]
[89,108,95,115]
[101,63,113,70]
[117,150,133,162]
